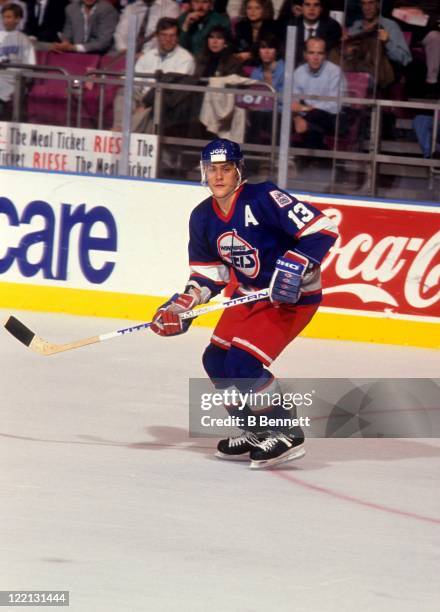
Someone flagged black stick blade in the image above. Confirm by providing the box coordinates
[4,316,36,346]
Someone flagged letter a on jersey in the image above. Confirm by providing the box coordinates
[244,205,259,227]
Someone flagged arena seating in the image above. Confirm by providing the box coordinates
[27,52,108,127]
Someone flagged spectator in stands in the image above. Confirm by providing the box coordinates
[112,17,195,130]
[114,0,180,53]
[392,2,439,97]
[250,32,284,91]
[348,0,412,77]
[190,24,243,139]
[178,0,230,56]
[0,0,26,30]
[278,0,301,19]
[291,36,346,148]
[277,0,341,66]
[0,3,35,119]
[52,0,119,54]
[24,0,69,43]
[327,0,393,26]
[194,24,241,77]
[413,113,440,159]
[234,0,278,65]
[246,33,284,142]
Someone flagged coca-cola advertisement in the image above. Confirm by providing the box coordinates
[314,201,440,319]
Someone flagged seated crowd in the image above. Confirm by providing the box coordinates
[0,0,438,158]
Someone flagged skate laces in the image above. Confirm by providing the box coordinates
[257,433,291,451]
[229,431,259,448]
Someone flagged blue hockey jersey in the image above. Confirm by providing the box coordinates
[187,181,338,306]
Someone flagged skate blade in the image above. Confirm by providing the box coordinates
[215,451,250,462]
[249,447,306,470]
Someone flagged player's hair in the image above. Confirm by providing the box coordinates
[1,3,24,18]
[239,0,275,21]
[155,17,179,34]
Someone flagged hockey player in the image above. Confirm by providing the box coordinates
[151,139,338,469]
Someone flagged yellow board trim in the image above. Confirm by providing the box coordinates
[0,281,438,349]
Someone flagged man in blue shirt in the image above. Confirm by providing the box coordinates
[291,36,346,149]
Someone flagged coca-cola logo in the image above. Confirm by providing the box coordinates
[320,207,440,315]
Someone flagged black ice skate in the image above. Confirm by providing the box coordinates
[215,431,261,461]
[249,432,305,469]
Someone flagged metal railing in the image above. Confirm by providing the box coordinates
[0,61,439,200]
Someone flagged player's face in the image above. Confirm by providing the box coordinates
[206,162,239,199]
[302,0,321,23]
[2,10,20,31]
[305,38,325,71]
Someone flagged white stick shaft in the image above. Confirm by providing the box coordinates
[181,289,269,320]
[99,289,269,342]
[4,289,270,356]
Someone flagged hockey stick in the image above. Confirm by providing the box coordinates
[3,289,269,356]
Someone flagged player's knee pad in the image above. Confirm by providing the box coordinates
[223,346,269,387]
[202,343,227,384]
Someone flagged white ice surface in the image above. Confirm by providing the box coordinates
[0,310,439,612]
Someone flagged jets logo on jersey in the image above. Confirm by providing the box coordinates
[269,190,292,208]
[217,230,260,278]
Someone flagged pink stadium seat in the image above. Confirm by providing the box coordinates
[35,49,49,66]
[241,65,254,77]
[402,30,412,46]
[325,71,372,150]
[236,83,279,144]
[27,52,100,126]
[344,71,372,105]
[82,53,126,129]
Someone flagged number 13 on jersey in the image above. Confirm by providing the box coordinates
[288,203,315,230]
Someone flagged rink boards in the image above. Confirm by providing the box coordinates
[0,167,438,348]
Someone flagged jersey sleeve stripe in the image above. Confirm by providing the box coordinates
[296,214,338,239]
[190,263,230,284]
[319,228,339,238]
[190,273,228,286]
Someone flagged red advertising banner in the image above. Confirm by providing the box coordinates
[313,201,440,319]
